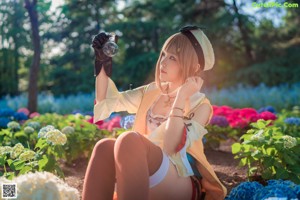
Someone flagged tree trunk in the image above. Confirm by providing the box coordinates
[24,0,40,113]
[232,0,254,64]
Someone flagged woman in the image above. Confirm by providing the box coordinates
[82,26,227,200]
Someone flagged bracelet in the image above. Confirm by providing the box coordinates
[172,107,185,112]
[169,114,184,119]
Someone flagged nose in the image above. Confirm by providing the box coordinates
[160,57,167,68]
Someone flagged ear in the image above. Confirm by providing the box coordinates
[195,64,201,74]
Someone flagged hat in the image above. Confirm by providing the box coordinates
[180,25,215,71]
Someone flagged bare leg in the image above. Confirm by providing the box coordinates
[114,131,163,200]
[82,138,116,200]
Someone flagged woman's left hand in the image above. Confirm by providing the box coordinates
[177,76,203,100]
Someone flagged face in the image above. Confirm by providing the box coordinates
[159,50,182,83]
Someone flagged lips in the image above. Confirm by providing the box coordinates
[161,69,167,74]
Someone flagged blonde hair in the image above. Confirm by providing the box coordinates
[155,33,201,92]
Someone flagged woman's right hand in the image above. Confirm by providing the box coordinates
[92,32,113,77]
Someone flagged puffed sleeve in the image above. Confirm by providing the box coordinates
[93,78,146,123]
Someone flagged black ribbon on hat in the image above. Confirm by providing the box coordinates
[179,25,206,71]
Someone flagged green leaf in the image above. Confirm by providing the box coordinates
[239,157,248,167]
[38,155,49,170]
[276,167,289,179]
[283,154,296,165]
[262,168,273,179]
[257,120,266,129]
[232,143,241,154]
[12,160,25,170]
[19,166,32,175]
[0,157,5,166]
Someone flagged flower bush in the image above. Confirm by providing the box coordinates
[204,105,278,149]
[232,119,300,183]
[0,125,67,180]
[226,180,300,200]
[0,171,80,200]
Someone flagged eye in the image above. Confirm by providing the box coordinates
[170,56,176,61]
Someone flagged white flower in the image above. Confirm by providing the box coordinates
[7,121,21,131]
[19,150,36,161]
[27,121,41,130]
[24,126,35,134]
[0,146,13,156]
[61,126,75,135]
[282,135,297,149]
[251,129,265,142]
[0,171,80,200]
[10,143,25,159]
[45,129,67,145]
[38,125,55,138]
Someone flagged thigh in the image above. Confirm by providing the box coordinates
[136,133,192,199]
[149,160,192,200]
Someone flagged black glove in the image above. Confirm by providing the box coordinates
[92,32,118,77]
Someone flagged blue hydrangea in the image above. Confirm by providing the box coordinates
[210,115,229,127]
[258,106,276,114]
[0,108,15,117]
[0,117,11,128]
[227,180,300,200]
[284,117,300,126]
[13,112,28,121]
[225,181,264,200]
[254,180,299,199]
[120,115,135,129]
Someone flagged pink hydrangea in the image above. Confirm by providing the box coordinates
[17,108,30,116]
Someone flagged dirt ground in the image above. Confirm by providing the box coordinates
[61,144,248,199]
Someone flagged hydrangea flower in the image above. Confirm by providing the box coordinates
[45,129,67,145]
[257,106,276,114]
[251,129,265,142]
[0,171,79,200]
[38,125,55,138]
[210,115,229,127]
[227,180,300,200]
[0,117,10,128]
[61,126,75,135]
[7,121,21,131]
[10,143,25,159]
[0,146,13,156]
[225,181,264,200]
[13,112,28,121]
[284,117,300,126]
[19,150,36,161]
[282,135,297,149]
[0,108,15,117]
[254,180,300,200]
[27,121,41,130]
[24,126,35,134]
[120,115,135,129]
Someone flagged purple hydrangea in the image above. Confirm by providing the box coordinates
[258,106,276,114]
[120,115,135,129]
[210,115,229,127]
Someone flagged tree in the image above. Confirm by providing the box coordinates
[24,0,41,113]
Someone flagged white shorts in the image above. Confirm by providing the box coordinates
[149,151,169,188]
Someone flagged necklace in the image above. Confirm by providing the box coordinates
[163,85,178,107]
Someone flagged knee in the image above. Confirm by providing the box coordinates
[114,131,144,156]
[93,138,115,156]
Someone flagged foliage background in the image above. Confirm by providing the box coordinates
[0,0,299,100]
